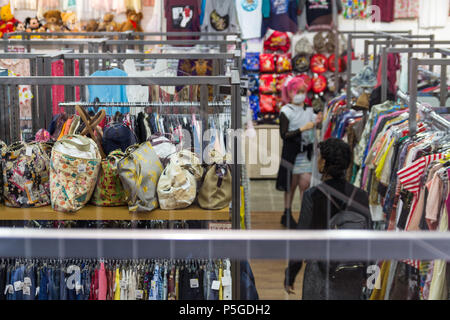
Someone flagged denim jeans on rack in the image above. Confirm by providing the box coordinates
[12,265,25,300]
[60,267,67,301]
[205,270,218,300]
[23,265,36,301]
[38,267,49,300]
[0,263,6,300]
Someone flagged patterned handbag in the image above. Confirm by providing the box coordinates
[2,141,52,208]
[118,141,163,213]
[91,149,127,207]
[50,135,101,213]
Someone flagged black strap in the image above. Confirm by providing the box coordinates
[317,183,357,212]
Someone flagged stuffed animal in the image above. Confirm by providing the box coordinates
[25,17,42,32]
[83,19,99,32]
[61,12,80,32]
[120,10,143,32]
[43,10,63,32]
[98,13,118,32]
[0,4,20,38]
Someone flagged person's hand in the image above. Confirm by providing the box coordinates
[285,284,295,294]
[301,122,314,132]
[316,112,323,124]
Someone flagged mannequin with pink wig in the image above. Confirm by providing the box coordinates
[276,76,322,229]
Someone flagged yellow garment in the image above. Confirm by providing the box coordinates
[114,267,121,300]
[219,266,223,300]
[375,138,395,180]
[240,186,246,230]
[429,207,448,300]
[370,261,391,300]
[175,267,179,300]
[57,121,67,141]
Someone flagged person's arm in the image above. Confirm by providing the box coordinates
[280,112,314,140]
[284,189,314,289]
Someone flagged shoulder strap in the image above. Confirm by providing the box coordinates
[316,183,357,212]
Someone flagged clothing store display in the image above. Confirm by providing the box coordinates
[91,150,127,207]
[164,0,201,40]
[261,0,298,36]
[235,0,262,39]
[50,135,101,213]
[201,0,238,34]
[2,142,52,208]
[88,68,129,116]
[118,142,163,213]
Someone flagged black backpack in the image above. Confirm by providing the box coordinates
[317,183,371,275]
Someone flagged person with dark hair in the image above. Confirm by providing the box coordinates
[284,138,372,299]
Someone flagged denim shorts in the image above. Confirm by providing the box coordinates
[293,152,313,174]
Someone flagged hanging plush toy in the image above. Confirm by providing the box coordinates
[0,4,20,38]
[120,10,143,32]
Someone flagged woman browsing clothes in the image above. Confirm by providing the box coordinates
[276,76,322,229]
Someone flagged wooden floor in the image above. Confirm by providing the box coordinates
[249,211,305,300]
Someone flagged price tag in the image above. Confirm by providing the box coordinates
[25,147,33,157]
[120,280,127,289]
[135,289,143,299]
[14,281,23,291]
[75,283,83,293]
[35,287,40,296]
[211,280,220,290]
[8,285,14,294]
[78,164,86,173]
[190,278,199,288]
[23,277,31,286]
[23,286,31,296]
[221,276,231,287]
[4,284,12,295]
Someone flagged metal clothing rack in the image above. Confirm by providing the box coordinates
[381,46,450,102]
[345,31,434,104]
[1,38,108,53]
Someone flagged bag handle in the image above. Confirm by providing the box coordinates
[59,135,91,152]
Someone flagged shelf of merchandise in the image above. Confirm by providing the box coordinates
[0,205,230,221]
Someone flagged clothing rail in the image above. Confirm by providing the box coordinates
[1,38,108,53]
[381,46,450,101]
[345,32,434,104]
[2,228,450,261]
[58,101,232,107]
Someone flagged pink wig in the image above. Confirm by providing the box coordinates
[281,76,307,104]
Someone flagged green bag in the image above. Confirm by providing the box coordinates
[91,149,127,207]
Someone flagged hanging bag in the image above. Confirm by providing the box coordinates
[117,141,163,213]
[91,149,127,207]
[2,141,52,208]
[50,135,101,213]
[198,151,232,210]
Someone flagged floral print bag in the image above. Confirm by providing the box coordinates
[91,149,127,207]
[50,135,101,213]
[2,141,52,208]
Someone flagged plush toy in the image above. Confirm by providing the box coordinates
[43,10,63,32]
[0,4,20,38]
[98,13,118,32]
[120,10,143,32]
[25,17,42,32]
[84,19,99,32]
[61,12,80,32]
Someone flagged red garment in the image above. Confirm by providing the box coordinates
[52,60,81,115]
[98,262,107,300]
[89,269,99,300]
[371,0,395,22]
[376,53,400,94]
[323,120,333,140]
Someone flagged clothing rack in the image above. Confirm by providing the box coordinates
[380,46,450,102]
[345,31,434,104]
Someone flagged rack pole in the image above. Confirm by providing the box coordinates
[231,68,241,300]
[347,35,352,102]
[409,58,419,135]
[440,62,447,107]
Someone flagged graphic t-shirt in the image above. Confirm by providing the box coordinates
[202,0,238,39]
[236,0,263,39]
[261,0,298,36]
[301,0,342,28]
[164,0,200,40]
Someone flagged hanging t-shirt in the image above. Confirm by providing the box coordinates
[261,0,298,36]
[202,0,239,34]
[164,0,200,40]
[88,68,129,116]
[300,0,343,28]
[235,0,263,40]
